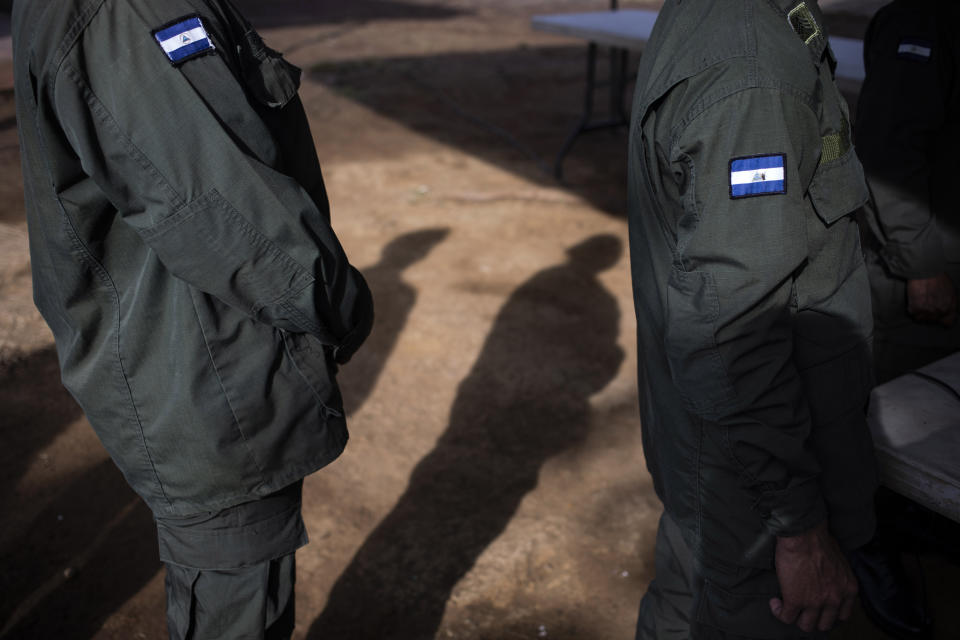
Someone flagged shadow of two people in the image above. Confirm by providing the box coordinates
[0,232,626,640]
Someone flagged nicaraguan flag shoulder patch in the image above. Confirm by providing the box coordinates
[897,38,933,62]
[729,154,787,199]
[153,15,216,66]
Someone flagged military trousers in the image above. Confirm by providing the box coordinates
[155,481,309,640]
[636,512,826,640]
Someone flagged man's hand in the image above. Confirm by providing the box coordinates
[769,521,858,633]
[907,273,958,326]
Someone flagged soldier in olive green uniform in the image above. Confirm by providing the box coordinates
[13,1,373,637]
[627,1,878,637]
[856,0,960,384]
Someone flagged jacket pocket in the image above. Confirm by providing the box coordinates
[281,330,344,418]
[664,268,737,419]
[808,148,869,226]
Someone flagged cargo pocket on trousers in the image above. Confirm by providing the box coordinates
[164,564,201,640]
[664,268,737,420]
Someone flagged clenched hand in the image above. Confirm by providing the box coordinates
[769,521,859,633]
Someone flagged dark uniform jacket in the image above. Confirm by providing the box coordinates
[856,0,960,342]
[628,0,878,574]
[13,0,373,517]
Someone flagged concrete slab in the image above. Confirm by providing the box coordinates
[868,352,960,523]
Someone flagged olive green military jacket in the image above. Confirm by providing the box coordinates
[13,0,373,517]
[628,0,878,572]
[856,0,960,317]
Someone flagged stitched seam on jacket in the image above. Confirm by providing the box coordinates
[146,192,310,277]
[51,0,107,73]
[669,84,817,153]
[52,195,172,509]
[141,190,315,316]
[28,9,170,509]
[53,192,172,509]
[280,333,342,418]
[281,299,327,340]
[696,419,704,541]
[188,291,268,481]
[61,62,186,211]
[258,279,316,318]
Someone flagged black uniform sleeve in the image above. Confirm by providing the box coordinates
[855,4,948,279]
[52,7,371,363]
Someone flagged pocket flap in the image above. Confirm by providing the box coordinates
[808,149,869,226]
[281,331,343,417]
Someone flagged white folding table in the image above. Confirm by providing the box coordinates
[531,9,657,179]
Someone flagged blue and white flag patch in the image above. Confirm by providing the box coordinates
[729,154,787,199]
[897,38,932,62]
[153,16,215,65]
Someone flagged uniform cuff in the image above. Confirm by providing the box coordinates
[881,225,946,280]
[332,269,374,364]
[829,503,877,551]
[758,478,828,538]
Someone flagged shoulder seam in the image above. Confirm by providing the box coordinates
[668,83,817,151]
[49,0,108,84]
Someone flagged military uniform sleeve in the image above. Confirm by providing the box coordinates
[666,88,827,537]
[855,6,947,279]
[51,9,371,363]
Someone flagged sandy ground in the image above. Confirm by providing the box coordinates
[0,2,956,639]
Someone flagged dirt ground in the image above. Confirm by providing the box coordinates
[1,2,957,639]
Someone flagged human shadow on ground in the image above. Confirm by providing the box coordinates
[234,0,466,29]
[0,348,81,525]
[0,228,451,637]
[339,228,449,415]
[0,349,161,639]
[307,234,625,639]
[0,460,157,639]
[308,45,637,217]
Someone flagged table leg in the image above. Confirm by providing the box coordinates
[553,43,632,181]
[554,42,598,180]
